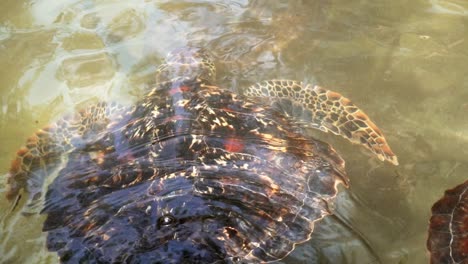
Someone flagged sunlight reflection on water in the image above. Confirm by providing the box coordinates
[1,1,468,263]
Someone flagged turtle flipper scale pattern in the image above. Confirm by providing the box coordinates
[244,80,398,165]
[7,102,125,211]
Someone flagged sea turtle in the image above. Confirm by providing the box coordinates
[6,47,397,263]
[427,180,468,264]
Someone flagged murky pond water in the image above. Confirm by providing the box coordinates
[1,0,467,263]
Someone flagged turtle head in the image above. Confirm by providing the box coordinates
[132,193,235,263]
[43,161,338,263]
[69,172,308,263]
[156,47,216,84]
[84,177,241,263]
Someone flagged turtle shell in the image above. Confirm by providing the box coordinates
[427,180,468,264]
[7,47,399,263]
[41,78,348,263]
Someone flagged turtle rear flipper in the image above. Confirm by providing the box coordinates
[6,102,125,213]
[244,80,398,165]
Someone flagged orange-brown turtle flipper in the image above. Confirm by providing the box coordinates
[244,80,398,165]
[7,125,69,210]
[6,102,124,212]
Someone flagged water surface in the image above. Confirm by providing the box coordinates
[1,1,468,263]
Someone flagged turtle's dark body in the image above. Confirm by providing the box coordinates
[427,180,468,264]
[42,78,345,263]
[6,48,397,263]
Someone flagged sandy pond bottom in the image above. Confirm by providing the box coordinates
[1,0,468,263]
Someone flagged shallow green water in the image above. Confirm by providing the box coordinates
[1,0,467,263]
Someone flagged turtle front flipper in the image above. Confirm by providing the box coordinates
[6,102,125,213]
[244,80,398,165]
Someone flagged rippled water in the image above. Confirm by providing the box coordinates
[1,1,467,263]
